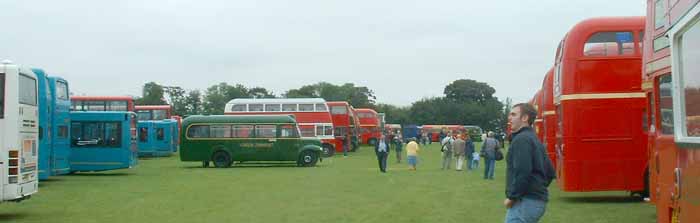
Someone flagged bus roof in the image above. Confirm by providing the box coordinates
[71,96,134,101]
[227,98,326,104]
[135,105,172,110]
[562,16,645,59]
[183,115,297,125]
[355,108,378,114]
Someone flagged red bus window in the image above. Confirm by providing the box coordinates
[583,32,635,56]
[654,0,666,29]
[299,104,314,111]
[679,20,700,137]
[232,125,253,138]
[315,103,327,111]
[659,75,674,135]
[299,125,315,137]
[282,104,297,112]
[331,106,347,114]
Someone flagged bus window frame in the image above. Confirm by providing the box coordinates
[56,80,69,100]
[669,3,700,145]
[18,73,38,106]
[71,121,123,148]
[0,73,4,119]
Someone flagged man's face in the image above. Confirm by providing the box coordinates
[509,106,527,133]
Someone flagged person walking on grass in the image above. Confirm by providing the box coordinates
[465,134,476,171]
[504,103,556,223]
[394,134,404,163]
[440,133,455,170]
[453,134,466,171]
[482,131,500,179]
[405,138,420,171]
[374,134,390,173]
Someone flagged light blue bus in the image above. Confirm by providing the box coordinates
[34,69,71,180]
[69,111,138,172]
[137,119,178,157]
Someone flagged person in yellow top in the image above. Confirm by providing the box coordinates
[405,138,421,171]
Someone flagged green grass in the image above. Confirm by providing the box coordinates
[0,143,655,223]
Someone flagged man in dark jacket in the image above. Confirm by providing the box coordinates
[374,134,391,173]
[504,103,555,223]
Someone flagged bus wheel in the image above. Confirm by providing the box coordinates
[202,161,210,168]
[299,151,318,167]
[212,151,232,168]
[322,144,335,157]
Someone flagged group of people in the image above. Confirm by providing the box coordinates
[439,131,501,179]
[373,103,556,223]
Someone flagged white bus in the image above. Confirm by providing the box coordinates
[0,61,39,201]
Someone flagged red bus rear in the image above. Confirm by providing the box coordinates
[542,68,557,169]
[554,17,647,193]
[225,98,337,157]
[327,101,361,153]
[644,1,700,222]
[355,108,381,145]
[134,105,173,120]
[422,125,465,142]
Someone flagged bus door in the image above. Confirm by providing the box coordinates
[52,116,71,175]
[253,124,280,161]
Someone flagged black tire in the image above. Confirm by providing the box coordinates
[202,161,210,168]
[368,138,377,146]
[321,144,335,157]
[298,150,318,167]
[212,151,232,168]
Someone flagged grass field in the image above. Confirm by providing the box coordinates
[0,143,655,223]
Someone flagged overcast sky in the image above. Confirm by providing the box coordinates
[0,0,646,106]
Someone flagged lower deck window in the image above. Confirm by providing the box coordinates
[71,121,122,148]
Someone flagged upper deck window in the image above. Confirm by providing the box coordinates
[655,0,667,29]
[299,104,314,112]
[248,104,263,112]
[19,74,37,106]
[583,32,635,56]
[265,104,281,112]
[136,111,152,120]
[282,104,297,112]
[315,103,328,112]
[679,18,700,137]
[108,101,128,111]
[331,106,347,114]
[231,104,246,112]
[153,110,167,120]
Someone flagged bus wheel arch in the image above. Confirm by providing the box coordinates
[298,149,318,167]
[211,150,232,168]
[321,143,335,157]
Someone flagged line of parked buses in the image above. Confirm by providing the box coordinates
[2,1,698,221]
[518,1,700,222]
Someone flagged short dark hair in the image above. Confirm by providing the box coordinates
[513,103,537,126]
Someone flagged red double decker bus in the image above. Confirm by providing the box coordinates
[554,17,648,194]
[355,108,381,145]
[327,101,361,154]
[225,98,337,157]
[542,68,557,168]
[134,105,172,121]
[644,1,700,222]
[532,89,544,142]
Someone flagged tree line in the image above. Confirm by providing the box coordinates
[134,79,510,132]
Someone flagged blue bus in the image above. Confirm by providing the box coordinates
[137,119,178,157]
[34,69,71,180]
[69,111,138,172]
[402,124,421,140]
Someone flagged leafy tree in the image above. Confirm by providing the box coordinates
[444,79,496,103]
[136,82,167,105]
[284,82,376,108]
[185,90,203,116]
[163,86,187,116]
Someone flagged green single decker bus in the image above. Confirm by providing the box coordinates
[180,115,323,168]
